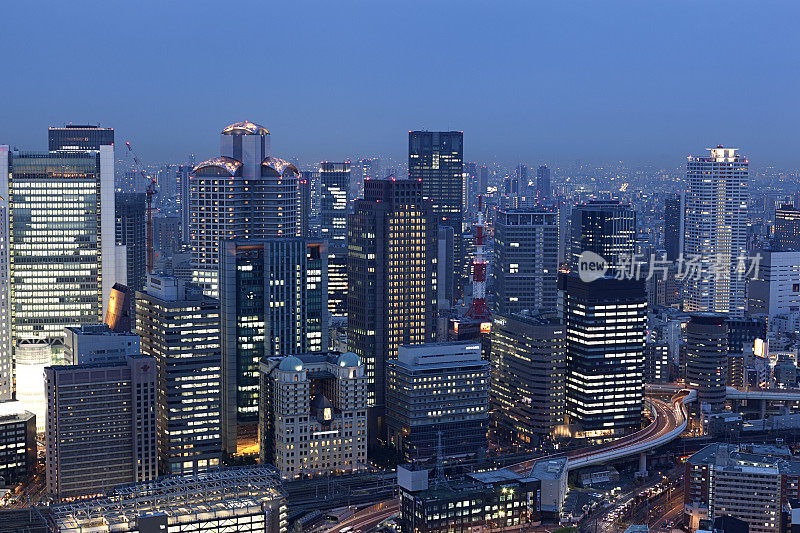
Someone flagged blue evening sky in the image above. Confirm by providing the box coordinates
[2,1,798,168]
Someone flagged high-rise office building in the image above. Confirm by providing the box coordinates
[536,165,551,199]
[220,238,328,455]
[570,200,636,270]
[664,194,684,262]
[48,125,114,152]
[774,205,800,251]
[686,312,728,414]
[298,174,311,238]
[478,165,488,195]
[644,341,670,383]
[492,208,559,315]
[190,121,300,295]
[115,192,147,292]
[1,127,117,420]
[177,164,191,243]
[152,215,181,258]
[45,355,157,500]
[259,352,368,479]
[327,244,348,318]
[386,342,489,461]
[347,179,437,410]
[490,312,565,445]
[748,250,800,321]
[684,146,748,316]
[409,131,464,301]
[562,274,646,436]
[136,275,221,475]
[0,406,35,487]
[319,161,350,244]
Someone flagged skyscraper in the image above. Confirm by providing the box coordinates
[562,274,646,436]
[45,355,157,499]
[684,146,748,316]
[774,204,800,251]
[347,179,437,411]
[685,313,728,414]
[536,165,551,199]
[570,200,636,270]
[386,342,489,461]
[492,207,559,315]
[409,131,464,301]
[48,125,114,152]
[298,174,311,238]
[219,238,328,455]
[190,121,300,296]
[327,244,348,318]
[115,192,147,292]
[1,127,117,418]
[664,193,684,262]
[490,312,566,446]
[136,275,222,474]
[319,161,350,244]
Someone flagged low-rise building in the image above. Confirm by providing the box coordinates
[259,352,367,479]
[48,466,287,533]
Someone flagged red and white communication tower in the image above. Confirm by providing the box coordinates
[465,196,491,321]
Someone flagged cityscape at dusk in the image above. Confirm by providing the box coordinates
[2,2,800,533]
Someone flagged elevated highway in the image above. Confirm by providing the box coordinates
[509,389,695,474]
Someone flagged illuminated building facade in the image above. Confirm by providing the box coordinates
[774,204,800,251]
[347,179,437,410]
[319,161,350,244]
[684,146,749,317]
[685,312,728,414]
[493,208,559,315]
[0,407,35,487]
[190,121,300,296]
[748,250,800,322]
[386,342,489,461]
[45,355,157,500]
[489,312,565,445]
[327,244,348,318]
[259,352,367,479]
[48,466,287,533]
[409,131,464,301]
[136,275,221,475]
[220,238,328,455]
[570,200,636,271]
[0,127,117,418]
[562,274,646,436]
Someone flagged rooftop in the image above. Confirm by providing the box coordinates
[221,121,269,135]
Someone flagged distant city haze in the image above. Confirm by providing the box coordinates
[2,1,799,167]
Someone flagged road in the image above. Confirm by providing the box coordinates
[323,499,399,532]
[511,390,691,475]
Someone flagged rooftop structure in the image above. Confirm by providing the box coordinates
[48,466,287,533]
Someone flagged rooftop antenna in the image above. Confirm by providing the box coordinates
[433,430,451,490]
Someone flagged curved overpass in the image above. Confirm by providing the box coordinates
[510,390,695,474]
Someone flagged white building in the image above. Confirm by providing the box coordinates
[190,121,300,296]
[1,128,118,426]
[63,324,140,365]
[259,352,367,480]
[748,250,800,324]
[684,146,749,317]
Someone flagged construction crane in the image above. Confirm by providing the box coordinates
[123,141,158,274]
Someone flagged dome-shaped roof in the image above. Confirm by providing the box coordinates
[261,156,299,177]
[192,156,242,176]
[221,121,270,136]
[337,352,361,368]
[278,356,303,372]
